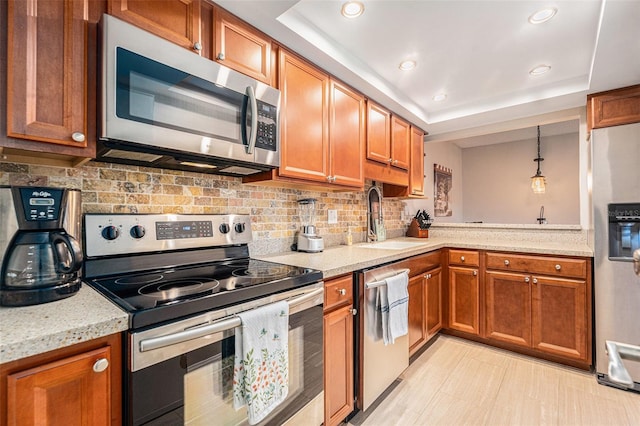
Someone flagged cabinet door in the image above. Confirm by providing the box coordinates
[324,304,354,426]
[485,271,532,347]
[532,276,588,361]
[7,0,89,147]
[366,101,391,165]
[108,0,201,53]
[449,266,480,335]
[408,274,426,354]
[278,50,330,182]
[329,80,365,188]
[425,267,443,338]
[213,7,272,84]
[390,116,410,170]
[7,346,111,425]
[408,126,425,196]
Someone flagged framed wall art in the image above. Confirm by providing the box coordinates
[434,164,452,217]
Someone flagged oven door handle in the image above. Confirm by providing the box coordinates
[139,287,324,352]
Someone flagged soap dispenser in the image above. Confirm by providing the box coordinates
[346,227,353,246]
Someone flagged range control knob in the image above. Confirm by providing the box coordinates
[235,222,246,233]
[130,225,146,239]
[101,225,120,241]
[219,223,231,234]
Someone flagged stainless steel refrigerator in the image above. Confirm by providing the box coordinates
[592,122,640,391]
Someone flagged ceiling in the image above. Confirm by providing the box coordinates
[216,0,640,142]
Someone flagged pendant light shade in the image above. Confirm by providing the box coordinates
[531,126,546,194]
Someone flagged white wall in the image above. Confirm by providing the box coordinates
[405,141,464,223]
[461,132,580,224]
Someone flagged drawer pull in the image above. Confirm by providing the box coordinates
[93,358,109,373]
[337,288,347,296]
[193,42,203,52]
[424,273,432,279]
[525,276,530,283]
[350,308,358,316]
[555,264,562,271]
[460,256,465,262]
[473,270,477,276]
[504,260,510,266]
[533,278,538,284]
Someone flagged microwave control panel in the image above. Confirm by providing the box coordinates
[255,101,278,151]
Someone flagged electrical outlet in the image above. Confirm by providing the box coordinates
[328,209,338,224]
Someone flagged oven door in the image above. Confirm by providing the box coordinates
[127,284,324,425]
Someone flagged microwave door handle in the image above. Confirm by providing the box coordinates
[245,85,258,154]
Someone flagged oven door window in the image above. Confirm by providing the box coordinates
[129,306,323,425]
[115,47,246,144]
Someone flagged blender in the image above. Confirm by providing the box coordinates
[296,198,324,252]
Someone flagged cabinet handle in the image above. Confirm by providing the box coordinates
[504,260,510,266]
[424,273,431,279]
[472,270,477,276]
[533,278,538,284]
[193,42,203,52]
[393,159,399,165]
[337,288,346,296]
[326,176,336,183]
[388,158,393,163]
[524,276,530,283]
[350,308,358,316]
[460,256,465,262]
[217,52,225,60]
[71,132,85,143]
[93,358,109,373]
[555,264,562,271]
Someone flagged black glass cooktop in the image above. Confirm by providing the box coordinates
[85,258,322,329]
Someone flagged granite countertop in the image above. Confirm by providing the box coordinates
[257,236,593,279]
[0,285,128,364]
[1,229,592,364]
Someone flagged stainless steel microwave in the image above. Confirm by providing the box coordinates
[98,15,280,176]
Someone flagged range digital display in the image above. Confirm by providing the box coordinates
[156,221,213,240]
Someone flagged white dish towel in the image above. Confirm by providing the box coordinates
[233,300,289,425]
[379,271,409,345]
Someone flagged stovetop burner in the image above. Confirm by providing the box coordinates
[82,214,323,329]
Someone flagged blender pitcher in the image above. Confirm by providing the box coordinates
[296,199,324,252]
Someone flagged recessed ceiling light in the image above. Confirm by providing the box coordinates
[528,7,557,24]
[399,60,416,71]
[529,64,551,76]
[341,1,364,19]
[432,93,447,102]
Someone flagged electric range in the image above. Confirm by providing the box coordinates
[82,213,322,329]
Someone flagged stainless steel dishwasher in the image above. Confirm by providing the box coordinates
[355,263,410,412]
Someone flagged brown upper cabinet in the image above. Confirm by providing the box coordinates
[245,49,364,190]
[5,0,99,161]
[364,101,410,187]
[409,127,425,196]
[213,7,274,85]
[108,0,203,54]
[108,1,274,84]
[587,84,640,132]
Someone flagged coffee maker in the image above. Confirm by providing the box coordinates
[0,186,83,306]
[296,198,324,253]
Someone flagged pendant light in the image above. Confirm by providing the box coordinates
[531,125,546,194]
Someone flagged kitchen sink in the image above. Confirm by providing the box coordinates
[359,240,426,250]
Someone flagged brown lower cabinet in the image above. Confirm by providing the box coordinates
[445,249,592,368]
[408,266,443,355]
[0,333,122,426]
[323,274,355,426]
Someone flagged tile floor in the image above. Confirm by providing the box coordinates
[350,335,640,425]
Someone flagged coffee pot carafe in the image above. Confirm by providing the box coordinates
[0,186,83,306]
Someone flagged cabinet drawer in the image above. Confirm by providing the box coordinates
[449,249,479,267]
[486,252,587,279]
[324,275,353,311]
[405,250,441,277]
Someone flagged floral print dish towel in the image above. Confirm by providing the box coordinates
[233,300,289,424]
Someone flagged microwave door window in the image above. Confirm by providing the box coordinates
[115,48,243,146]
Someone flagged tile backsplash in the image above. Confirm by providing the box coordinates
[0,160,411,255]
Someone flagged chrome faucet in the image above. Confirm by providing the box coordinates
[367,184,385,242]
[537,206,546,224]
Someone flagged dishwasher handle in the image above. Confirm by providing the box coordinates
[139,287,324,352]
[365,268,410,289]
